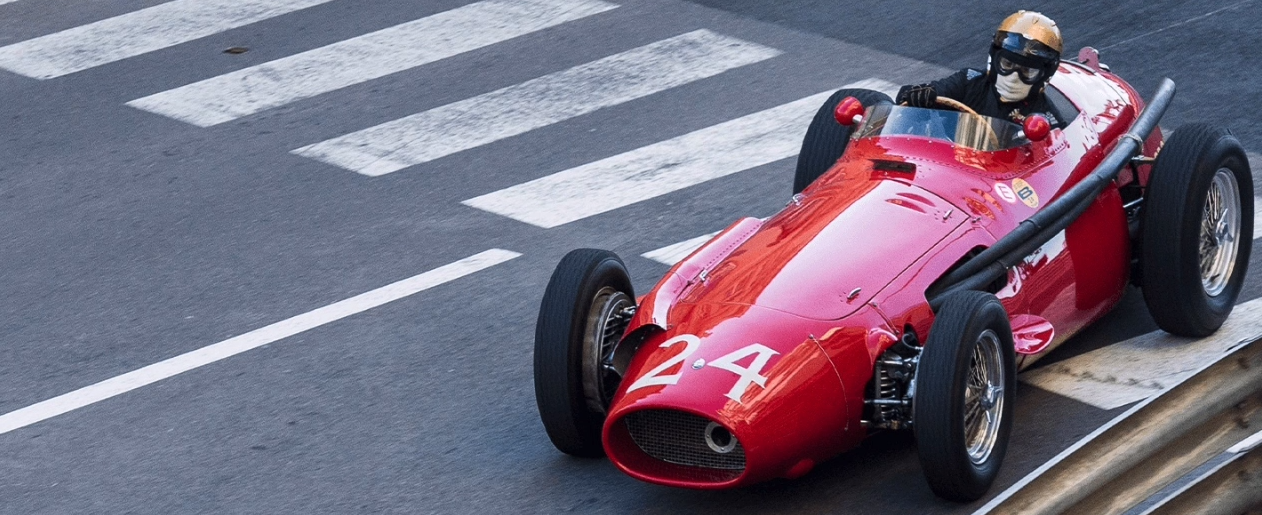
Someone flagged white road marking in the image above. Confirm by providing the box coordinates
[1255,195,1262,239]
[127,0,618,126]
[1228,428,1262,453]
[1021,296,1262,410]
[463,90,830,227]
[0,249,521,435]
[641,231,720,265]
[631,77,901,258]
[839,77,901,99]
[293,29,780,176]
[1026,190,1260,409]
[0,0,337,79]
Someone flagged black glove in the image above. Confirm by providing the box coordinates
[896,84,937,108]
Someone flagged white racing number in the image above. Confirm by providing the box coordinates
[707,343,779,402]
[625,335,780,404]
[626,334,701,393]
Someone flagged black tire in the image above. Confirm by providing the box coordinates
[793,88,892,194]
[1140,123,1253,337]
[914,291,1016,502]
[534,249,635,457]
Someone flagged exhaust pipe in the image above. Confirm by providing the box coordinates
[705,422,739,454]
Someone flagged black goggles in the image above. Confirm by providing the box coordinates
[996,56,1043,84]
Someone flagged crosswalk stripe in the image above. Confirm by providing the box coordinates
[641,232,721,265]
[462,90,829,227]
[126,0,618,127]
[0,0,337,79]
[292,29,781,176]
[838,77,901,99]
[1021,295,1262,410]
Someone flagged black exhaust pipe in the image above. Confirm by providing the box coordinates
[927,78,1176,309]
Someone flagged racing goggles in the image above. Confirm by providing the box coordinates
[996,56,1044,84]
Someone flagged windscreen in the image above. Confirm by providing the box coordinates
[853,104,1027,151]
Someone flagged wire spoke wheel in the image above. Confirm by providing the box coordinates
[1198,168,1241,297]
[915,291,1015,501]
[1140,123,1253,337]
[963,330,1005,465]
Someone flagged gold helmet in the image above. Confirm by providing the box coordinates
[991,11,1062,84]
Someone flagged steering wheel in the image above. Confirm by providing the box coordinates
[898,96,980,116]
[934,96,979,116]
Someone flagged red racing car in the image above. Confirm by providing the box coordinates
[532,50,1253,501]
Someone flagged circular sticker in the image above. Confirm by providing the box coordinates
[1012,178,1039,208]
[993,182,1017,203]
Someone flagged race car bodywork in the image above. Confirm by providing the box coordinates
[534,53,1253,501]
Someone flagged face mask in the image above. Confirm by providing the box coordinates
[995,72,1032,102]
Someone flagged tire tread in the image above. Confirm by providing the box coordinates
[1141,123,1253,336]
[534,249,633,457]
[793,89,892,193]
[914,291,1015,502]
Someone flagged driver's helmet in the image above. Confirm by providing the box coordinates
[990,11,1062,89]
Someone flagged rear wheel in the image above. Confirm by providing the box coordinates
[1140,123,1253,337]
[793,88,892,194]
[915,291,1016,502]
[534,249,635,457]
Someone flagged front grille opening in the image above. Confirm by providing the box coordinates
[624,410,746,471]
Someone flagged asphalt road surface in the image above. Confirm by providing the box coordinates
[0,0,1259,513]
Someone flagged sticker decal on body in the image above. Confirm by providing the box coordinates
[994,182,1017,203]
[1012,178,1039,208]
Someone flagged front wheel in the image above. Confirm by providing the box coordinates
[534,249,635,457]
[1140,123,1253,337]
[914,291,1016,502]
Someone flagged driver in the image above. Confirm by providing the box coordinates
[895,11,1067,128]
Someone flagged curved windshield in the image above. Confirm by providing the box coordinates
[853,104,1026,151]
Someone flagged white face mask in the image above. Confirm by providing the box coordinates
[995,72,1032,102]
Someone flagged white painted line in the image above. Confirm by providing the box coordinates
[1255,196,1262,239]
[463,90,830,227]
[840,77,901,99]
[1021,296,1262,410]
[0,249,521,435]
[0,0,337,79]
[642,231,720,265]
[0,0,22,5]
[1228,429,1262,453]
[127,0,618,126]
[293,30,780,176]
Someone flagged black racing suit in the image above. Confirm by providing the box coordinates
[903,68,1067,129]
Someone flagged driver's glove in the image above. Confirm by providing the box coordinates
[896,84,937,108]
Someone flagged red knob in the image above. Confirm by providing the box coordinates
[834,96,865,126]
[1024,114,1051,142]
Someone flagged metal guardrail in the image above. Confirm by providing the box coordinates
[1144,429,1262,514]
[976,336,1262,514]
